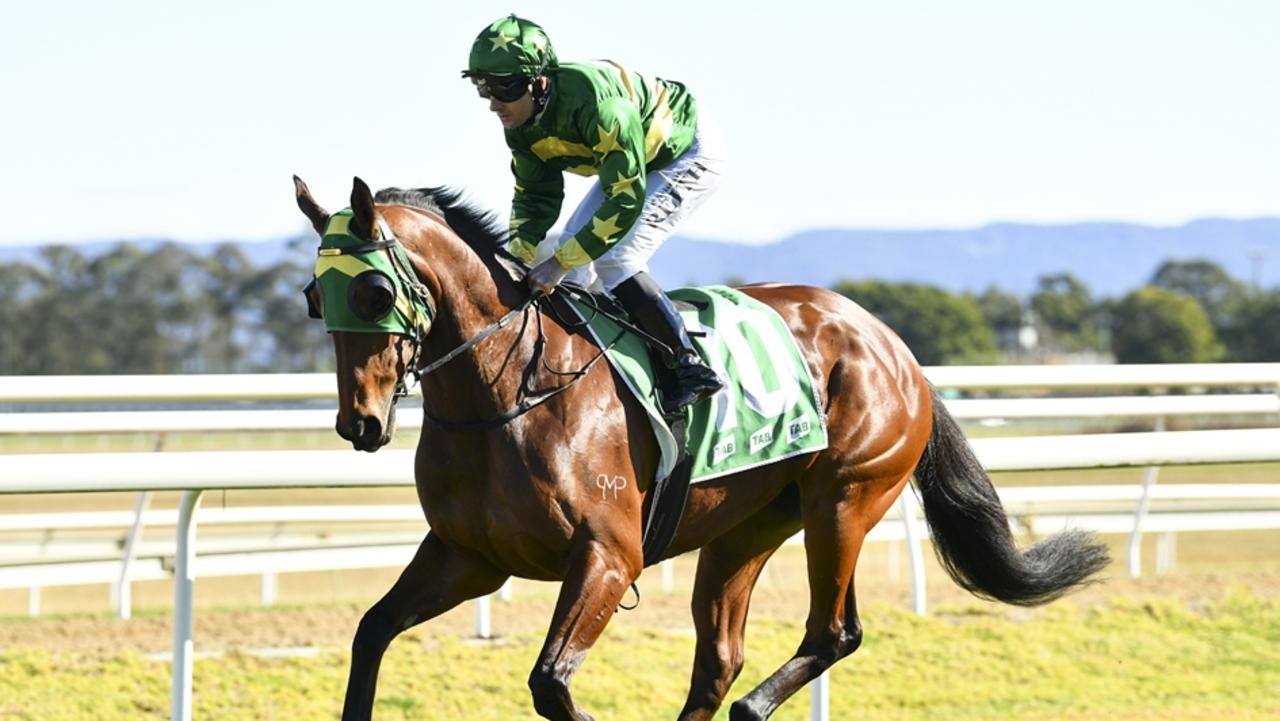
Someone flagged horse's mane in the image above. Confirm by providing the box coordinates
[375,186,527,284]
[374,186,507,253]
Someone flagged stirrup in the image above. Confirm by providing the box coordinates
[661,363,724,415]
[662,384,719,417]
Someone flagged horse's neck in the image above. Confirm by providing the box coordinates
[405,215,547,417]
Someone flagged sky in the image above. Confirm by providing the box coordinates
[1,0,1278,246]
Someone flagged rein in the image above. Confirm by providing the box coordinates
[324,216,628,432]
[417,290,620,432]
[557,285,676,359]
[413,281,687,430]
[394,296,535,402]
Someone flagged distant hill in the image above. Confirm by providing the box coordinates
[650,218,1280,296]
[4,218,1278,297]
[0,236,309,268]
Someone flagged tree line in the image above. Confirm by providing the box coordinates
[0,242,329,374]
[833,260,1280,365]
[1,244,1276,374]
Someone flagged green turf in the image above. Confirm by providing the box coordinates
[2,592,1277,720]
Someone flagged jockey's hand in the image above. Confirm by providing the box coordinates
[527,258,570,296]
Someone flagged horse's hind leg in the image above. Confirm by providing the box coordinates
[728,470,909,721]
[677,495,801,721]
[342,531,506,721]
[528,537,642,721]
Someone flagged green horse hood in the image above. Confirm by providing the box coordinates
[309,209,434,337]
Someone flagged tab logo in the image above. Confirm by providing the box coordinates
[788,418,811,443]
[711,439,736,465]
[749,428,773,454]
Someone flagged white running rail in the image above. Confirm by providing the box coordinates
[3,364,1279,721]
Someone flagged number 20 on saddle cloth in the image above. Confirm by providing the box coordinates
[566,285,829,484]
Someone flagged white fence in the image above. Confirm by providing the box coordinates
[3,364,1280,721]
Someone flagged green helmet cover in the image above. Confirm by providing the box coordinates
[311,209,433,337]
[462,14,557,78]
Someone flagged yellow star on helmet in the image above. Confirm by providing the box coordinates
[593,124,624,156]
[591,214,625,242]
[489,32,516,52]
[609,172,641,200]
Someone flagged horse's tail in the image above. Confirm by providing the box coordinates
[913,386,1110,606]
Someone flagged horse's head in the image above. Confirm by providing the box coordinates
[294,175,436,452]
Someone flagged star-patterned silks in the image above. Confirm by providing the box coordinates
[507,237,538,263]
[465,16,556,77]
[531,136,593,162]
[591,214,624,242]
[489,31,516,52]
[504,60,699,265]
[593,124,624,156]
[609,172,641,200]
[508,216,535,261]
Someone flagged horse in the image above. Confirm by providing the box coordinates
[293,175,1110,721]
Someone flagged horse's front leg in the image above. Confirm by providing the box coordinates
[529,535,643,721]
[342,530,507,721]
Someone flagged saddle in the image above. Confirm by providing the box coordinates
[495,255,827,567]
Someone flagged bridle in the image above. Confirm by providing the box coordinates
[308,213,615,430]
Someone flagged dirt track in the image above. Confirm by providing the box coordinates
[4,546,1279,656]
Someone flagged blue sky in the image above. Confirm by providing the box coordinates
[2,1,1277,246]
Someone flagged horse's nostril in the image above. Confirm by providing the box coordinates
[354,418,366,441]
[356,415,383,449]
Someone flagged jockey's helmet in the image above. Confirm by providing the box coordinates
[461,15,558,80]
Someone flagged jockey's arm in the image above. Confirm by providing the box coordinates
[552,98,646,270]
[507,147,564,264]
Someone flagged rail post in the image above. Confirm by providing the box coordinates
[1127,415,1166,577]
[261,571,278,607]
[811,670,830,721]
[475,595,491,639]
[114,490,153,619]
[171,490,203,721]
[899,491,927,615]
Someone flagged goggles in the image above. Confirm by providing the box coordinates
[472,75,530,103]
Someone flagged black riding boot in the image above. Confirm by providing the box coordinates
[612,272,724,414]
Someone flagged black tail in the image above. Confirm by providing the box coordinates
[914,386,1110,606]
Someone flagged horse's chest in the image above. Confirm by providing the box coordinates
[410,415,646,577]
[415,469,504,532]
[413,446,620,579]
[415,462,561,554]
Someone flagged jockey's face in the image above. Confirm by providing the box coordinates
[474,76,545,129]
[489,91,535,129]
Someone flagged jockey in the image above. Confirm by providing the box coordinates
[462,14,725,414]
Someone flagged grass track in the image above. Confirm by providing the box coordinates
[2,592,1278,720]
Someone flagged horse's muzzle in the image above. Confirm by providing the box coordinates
[337,413,391,453]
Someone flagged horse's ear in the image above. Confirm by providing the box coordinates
[350,176,377,238]
[294,175,329,235]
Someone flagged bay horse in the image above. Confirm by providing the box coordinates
[294,176,1109,721]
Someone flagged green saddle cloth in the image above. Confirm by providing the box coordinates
[566,285,829,483]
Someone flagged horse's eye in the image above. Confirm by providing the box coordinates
[348,271,397,322]
[303,277,323,319]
